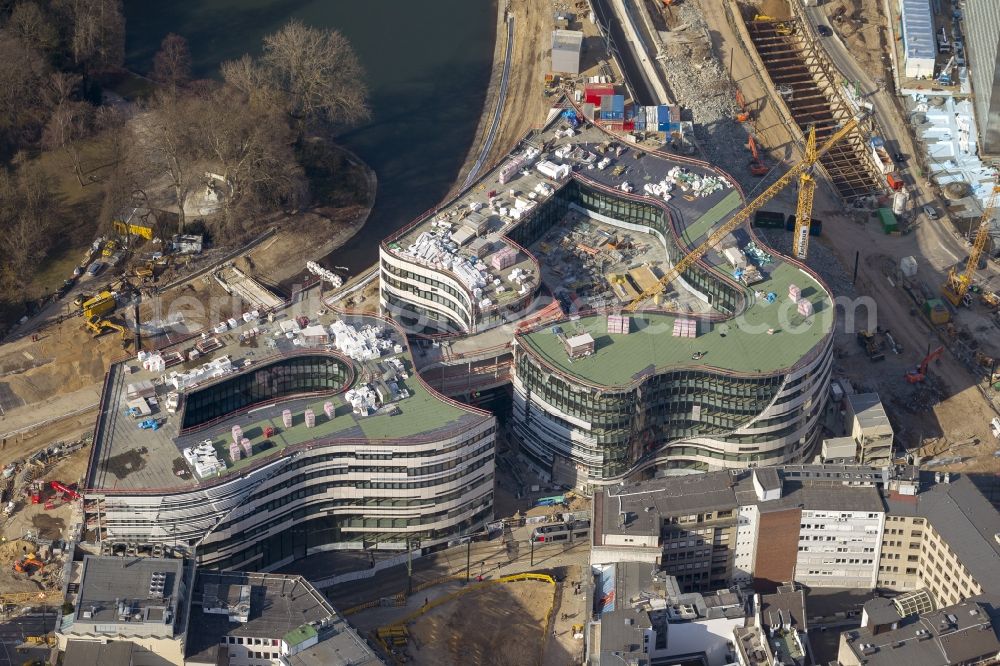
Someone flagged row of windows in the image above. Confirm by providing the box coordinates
[182,354,351,429]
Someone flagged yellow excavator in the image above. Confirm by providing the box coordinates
[941,184,999,307]
[85,315,129,342]
[626,115,863,311]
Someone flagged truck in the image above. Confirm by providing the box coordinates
[81,291,116,319]
[886,173,904,191]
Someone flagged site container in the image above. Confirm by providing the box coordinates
[784,215,823,235]
[656,105,670,131]
[877,207,898,233]
[886,172,904,190]
[584,84,614,105]
[753,210,786,229]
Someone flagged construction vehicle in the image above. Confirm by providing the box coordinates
[625,115,862,311]
[29,482,41,504]
[942,184,999,307]
[857,330,886,362]
[101,239,118,258]
[735,89,751,123]
[138,417,161,431]
[13,554,43,575]
[133,261,155,279]
[84,315,129,342]
[80,291,116,319]
[905,346,944,383]
[981,290,1000,309]
[72,293,89,308]
[50,480,82,501]
[937,54,956,85]
[21,633,56,647]
[747,135,768,176]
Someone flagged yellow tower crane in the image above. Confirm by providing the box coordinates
[792,125,818,260]
[941,183,999,307]
[626,116,862,312]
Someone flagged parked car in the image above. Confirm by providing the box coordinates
[817,24,832,36]
[86,261,105,277]
[922,205,938,220]
[893,152,905,163]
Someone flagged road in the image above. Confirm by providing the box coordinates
[461,13,515,190]
[591,0,657,104]
[0,610,55,666]
[324,536,588,610]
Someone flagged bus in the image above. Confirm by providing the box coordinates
[530,520,590,543]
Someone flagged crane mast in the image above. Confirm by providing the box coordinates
[625,117,861,312]
[942,184,998,307]
[792,126,818,260]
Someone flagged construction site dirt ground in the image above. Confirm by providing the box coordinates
[349,569,585,666]
[815,0,889,84]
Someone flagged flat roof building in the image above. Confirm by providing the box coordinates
[83,305,496,571]
[58,555,192,664]
[838,595,1000,666]
[186,570,382,666]
[551,29,584,74]
[901,0,936,79]
[380,104,835,485]
[963,0,1000,155]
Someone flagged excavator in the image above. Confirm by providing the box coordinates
[747,135,769,177]
[905,346,944,383]
[84,314,129,343]
[735,89,751,123]
[12,553,43,575]
[625,115,863,311]
[942,183,998,307]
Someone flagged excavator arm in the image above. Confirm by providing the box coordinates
[626,117,861,312]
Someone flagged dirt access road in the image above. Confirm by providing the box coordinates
[698,0,999,460]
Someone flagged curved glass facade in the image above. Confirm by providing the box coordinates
[181,354,352,430]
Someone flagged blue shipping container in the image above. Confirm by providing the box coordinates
[611,95,625,114]
[635,113,646,130]
[656,105,670,124]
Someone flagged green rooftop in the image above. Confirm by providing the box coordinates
[203,354,481,478]
[519,261,832,388]
[681,190,742,246]
[283,623,318,647]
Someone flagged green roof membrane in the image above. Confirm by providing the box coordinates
[681,190,743,246]
[519,262,833,388]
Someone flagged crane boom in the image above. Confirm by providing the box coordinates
[792,126,818,260]
[942,184,998,306]
[625,117,861,312]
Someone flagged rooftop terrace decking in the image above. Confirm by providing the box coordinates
[518,260,832,388]
[86,302,488,493]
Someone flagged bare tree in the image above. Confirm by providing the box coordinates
[198,87,301,217]
[43,99,92,185]
[152,33,192,93]
[220,54,282,111]
[0,164,58,292]
[131,94,205,232]
[0,32,47,150]
[223,20,369,136]
[54,0,124,71]
[7,1,58,54]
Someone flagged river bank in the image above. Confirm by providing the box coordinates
[449,0,553,199]
[247,144,377,287]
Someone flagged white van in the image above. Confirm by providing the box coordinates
[922,205,938,220]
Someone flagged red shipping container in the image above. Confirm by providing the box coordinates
[584,84,615,105]
[623,120,635,131]
[886,173,903,191]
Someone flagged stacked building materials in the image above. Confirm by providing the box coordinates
[788,284,801,300]
[183,441,225,478]
[282,409,292,428]
[228,441,241,462]
[797,299,814,317]
[241,437,252,458]
[536,160,571,180]
[672,318,697,338]
[330,320,393,361]
[304,409,315,428]
[168,356,233,391]
[346,384,379,416]
[323,401,335,419]
[492,247,518,270]
[231,425,243,444]
[607,314,630,335]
